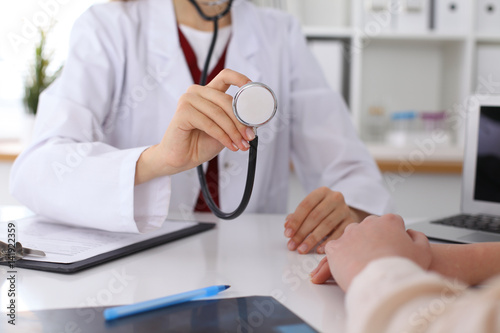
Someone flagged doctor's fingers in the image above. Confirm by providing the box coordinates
[286,187,332,234]
[186,85,254,141]
[178,103,241,153]
[298,206,350,254]
[287,196,339,253]
[180,92,250,151]
[316,219,356,254]
[207,68,251,92]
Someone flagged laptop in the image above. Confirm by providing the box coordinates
[410,95,500,243]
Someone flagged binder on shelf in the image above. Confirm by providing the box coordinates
[362,0,394,33]
[476,0,500,34]
[394,0,430,33]
[476,45,500,95]
[362,0,430,34]
[302,0,349,27]
[433,0,471,33]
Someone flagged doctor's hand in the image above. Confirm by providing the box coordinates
[284,187,369,254]
[135,69,255,184]
[309,214,432,291]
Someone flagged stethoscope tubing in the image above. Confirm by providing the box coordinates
[197,136,258,219]
[193,1,259,219]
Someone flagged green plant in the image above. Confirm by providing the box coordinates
[23,27,62,115]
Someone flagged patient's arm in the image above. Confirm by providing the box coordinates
[429,242,500,285]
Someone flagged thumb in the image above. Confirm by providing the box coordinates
[407,229,429,247]
[407,229,432,269]
[310,257,334,284]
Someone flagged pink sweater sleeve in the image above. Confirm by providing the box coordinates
[345,257,500,333]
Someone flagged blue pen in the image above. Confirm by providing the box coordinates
[104,285,230,321]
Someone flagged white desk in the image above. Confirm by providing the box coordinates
[0,207,346,332]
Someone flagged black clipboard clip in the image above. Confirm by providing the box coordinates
[0,241,46,262]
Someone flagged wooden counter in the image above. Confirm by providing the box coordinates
[1,142,463,173]
[376,159,463,174]
[0,141,23,162]
[368,143,464,174]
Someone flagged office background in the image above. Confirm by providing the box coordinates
[3,0,500,219]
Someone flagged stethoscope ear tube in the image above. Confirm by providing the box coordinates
[188,0,233,22]
[197,136,258,219]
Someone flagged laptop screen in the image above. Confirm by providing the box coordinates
[474,106,500,204]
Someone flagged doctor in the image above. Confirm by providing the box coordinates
[10,0,393,254]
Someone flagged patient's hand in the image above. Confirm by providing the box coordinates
[310,214,432,291]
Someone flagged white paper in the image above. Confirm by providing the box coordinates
[0,216,198,264]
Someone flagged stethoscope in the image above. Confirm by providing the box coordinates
[188,0,278,219]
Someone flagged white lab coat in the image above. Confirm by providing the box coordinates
[10,0,393,233]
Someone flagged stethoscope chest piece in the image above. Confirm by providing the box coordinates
[198,82,277,220]
[233,82,278,130]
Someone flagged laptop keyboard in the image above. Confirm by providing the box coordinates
[431,214,500,234]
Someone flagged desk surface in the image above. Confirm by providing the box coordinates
[0,207,345,332]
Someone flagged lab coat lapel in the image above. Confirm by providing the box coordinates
[147,0,192,101]
[226,0,261,83]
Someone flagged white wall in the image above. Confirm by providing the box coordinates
[0,0,107,140]
[383,173,461,219]
[287,171,461,220]
[0,162,19,206]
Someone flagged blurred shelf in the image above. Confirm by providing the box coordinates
[376,159,462,174]
[304,26,353,39]
[0,140,23,162]
[475,34,500,43]
[360,32,468,42]
[368,143,463,161]
[304,28,469,41]
[368,143,463,174]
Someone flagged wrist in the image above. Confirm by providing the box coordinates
[135,145,174,185]
[349,207,370,222]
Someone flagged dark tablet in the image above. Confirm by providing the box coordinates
[2,296,318,333]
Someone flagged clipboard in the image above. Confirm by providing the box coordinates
[0,219,215,274]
